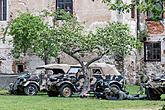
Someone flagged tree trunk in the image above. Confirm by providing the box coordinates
[79,65,90,97]
[115,54,124,74]
[44,57,49,65]
[63,50,105,97]
[43,57,49,90]
[79,55,104,97]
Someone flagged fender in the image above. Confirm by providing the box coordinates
[109,81,122,88]
[57,81,77,91]
[23,81,40,88]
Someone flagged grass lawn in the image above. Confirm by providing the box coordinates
[0,86,164,110]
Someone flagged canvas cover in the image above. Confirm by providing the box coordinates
[36,64,70,73]
[71,63,121,76]
[89,63,121,75]
[36,63,120,75]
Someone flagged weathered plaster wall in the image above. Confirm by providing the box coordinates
[0,44,13,73]
[0,0,53,73]
[74,0,111,29]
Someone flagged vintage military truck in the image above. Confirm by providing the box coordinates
[145,74,165,100]
[37,63,125,97]
[9,71,41,95]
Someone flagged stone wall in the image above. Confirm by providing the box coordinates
[0,74,18,89]
[0,44,13,73]
[74,0,111,29]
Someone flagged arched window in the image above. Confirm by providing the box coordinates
[56,0,73,14]
[0,0,7,21]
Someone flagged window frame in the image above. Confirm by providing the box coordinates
[56,0,73,14]
[16,63,25,73]
[0,0,7,21]
[67,67,81,75]
[144,41,161,62]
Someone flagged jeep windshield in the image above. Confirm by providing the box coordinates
[67,67,81,75]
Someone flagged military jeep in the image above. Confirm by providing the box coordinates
[145,74,165,100]
[37,63,125,97]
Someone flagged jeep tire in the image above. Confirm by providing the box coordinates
[59,84,73,97]
[146,88,161,100]
[24,84,38,95]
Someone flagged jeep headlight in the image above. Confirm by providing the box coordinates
[9,83,14,88]
[23,78,26,82]
[20,78,26,82]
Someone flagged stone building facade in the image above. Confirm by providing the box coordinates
[0,0,113,74]
[0,0,164,84]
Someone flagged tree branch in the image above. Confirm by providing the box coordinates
[71,48,81,55]
[86,49,109,67]
[63,50,83,66]
[2,21,12,43]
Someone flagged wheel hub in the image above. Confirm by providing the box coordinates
[27,86,35,95]
[63,87,71,97]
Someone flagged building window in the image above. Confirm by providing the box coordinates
[17,64,24,73]
[56,0,73,14]
[144,42,161,62]
[0,0,7,21]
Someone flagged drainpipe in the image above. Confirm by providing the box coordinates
[136,0,140,38]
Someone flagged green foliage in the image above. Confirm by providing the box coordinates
[9,13,46,58]
[32,27,59,62]
[138,0,164,20]
[103,0,164,20]
[40,9,73,25]
[8,10,141,67]
[159,105,165,110]
[102,0,131,13]
[138,30,149,42]
[57,17,84,51]
[9,12,59,63]
[56,12,97,56]
[8,10,96,65]
[55,9,74,21]
[93,22,141,57]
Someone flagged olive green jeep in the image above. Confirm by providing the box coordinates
[37,63,125,97]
